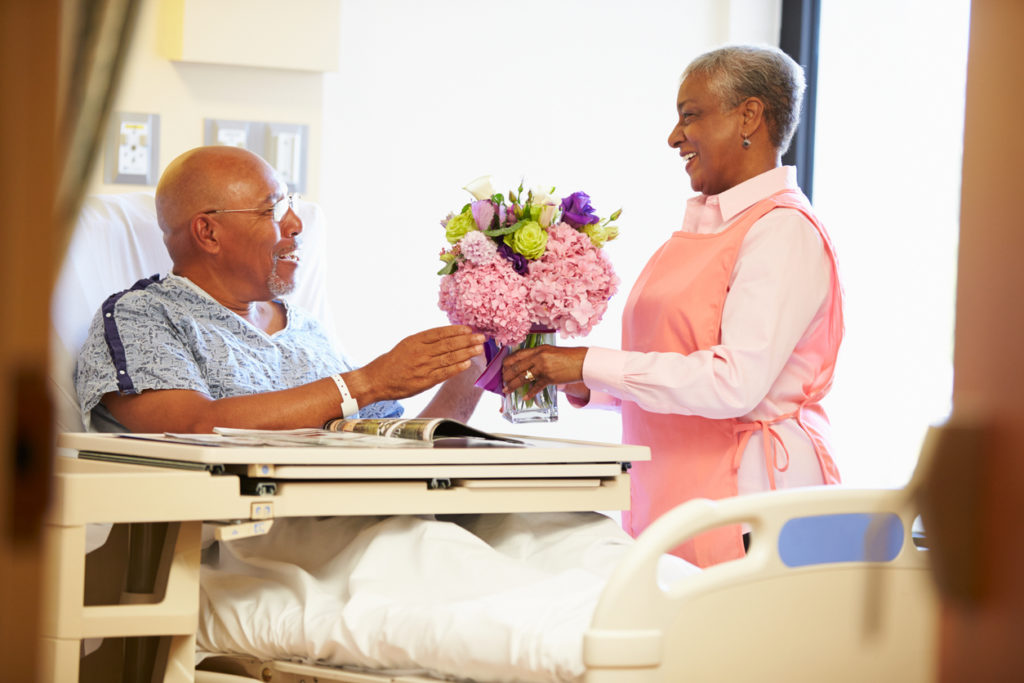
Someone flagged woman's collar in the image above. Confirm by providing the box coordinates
[716,166,799,223]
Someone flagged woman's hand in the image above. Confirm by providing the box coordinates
[502,345,589,403]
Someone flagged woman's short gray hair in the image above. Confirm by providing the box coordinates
[682,45,805,154]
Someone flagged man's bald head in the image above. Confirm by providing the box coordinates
[155,146,281,263]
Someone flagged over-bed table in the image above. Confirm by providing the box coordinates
[42,431,643,682]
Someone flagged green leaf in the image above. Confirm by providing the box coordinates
[437,260,459,276]
[483,222,521,237]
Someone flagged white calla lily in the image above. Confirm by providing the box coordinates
[463,175,496,201]
[530,186,555,205]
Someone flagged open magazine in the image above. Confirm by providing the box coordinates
[151,419,523,448]
[324,417,523,445]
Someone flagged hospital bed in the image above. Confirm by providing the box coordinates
[43,193,940,682]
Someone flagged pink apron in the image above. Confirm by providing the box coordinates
[620,189,843,567]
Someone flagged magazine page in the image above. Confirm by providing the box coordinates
[326,418,444,441]
[156,427,434,448]
[324,418,522,444]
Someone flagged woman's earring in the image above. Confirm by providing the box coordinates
[742,136,751,149]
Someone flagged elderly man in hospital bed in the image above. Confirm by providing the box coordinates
[74,145,486,433]
[72,145,696,681]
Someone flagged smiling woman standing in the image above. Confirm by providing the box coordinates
[502,45,844,568]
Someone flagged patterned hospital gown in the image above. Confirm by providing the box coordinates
[74,274,402,431]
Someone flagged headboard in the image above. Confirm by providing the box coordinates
[49,192,335,433]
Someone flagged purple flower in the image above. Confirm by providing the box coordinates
[560,192,600,229]
[497,242,529,275]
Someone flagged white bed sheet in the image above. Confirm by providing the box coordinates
[198,512,699,682]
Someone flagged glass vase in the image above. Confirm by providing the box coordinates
[501,330,559,423]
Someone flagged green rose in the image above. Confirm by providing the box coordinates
[445,209,477,244]
[503,220,548,259]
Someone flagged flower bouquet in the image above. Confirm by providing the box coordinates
[437,175,621,423]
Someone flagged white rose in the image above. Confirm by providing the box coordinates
[463,175,496,201]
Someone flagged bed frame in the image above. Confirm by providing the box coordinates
[45,437,938,683]
[583,486,938,682]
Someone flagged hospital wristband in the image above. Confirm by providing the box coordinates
[330,373,359,418]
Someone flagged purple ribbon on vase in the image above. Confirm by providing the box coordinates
[474,339,509,395]
[473,326,556,395]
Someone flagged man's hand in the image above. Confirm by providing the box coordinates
[349,325,486,405]
[102,325,486,434]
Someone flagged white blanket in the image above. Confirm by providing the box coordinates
[198,512,699,682]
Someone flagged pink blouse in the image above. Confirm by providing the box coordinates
[581,166,835,495]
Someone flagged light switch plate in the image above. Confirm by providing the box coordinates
[104,112,160,185]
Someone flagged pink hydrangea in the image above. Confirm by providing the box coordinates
[526,222,620,338]
[438,257,533,346]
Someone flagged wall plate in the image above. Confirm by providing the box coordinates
[203,118,308,193]
[204,118,253,149]
[104,112,160,185]
[265,122,308,191]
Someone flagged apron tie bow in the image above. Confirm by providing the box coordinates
[734,419,791,490]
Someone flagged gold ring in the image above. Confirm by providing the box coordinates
[524,370,535,382]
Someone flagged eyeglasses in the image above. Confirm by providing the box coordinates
[204,194,298,223]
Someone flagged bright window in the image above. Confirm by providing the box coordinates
[813,0,971,486]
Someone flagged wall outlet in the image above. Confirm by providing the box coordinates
[104,112,160,185]
[117,121,151,175]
